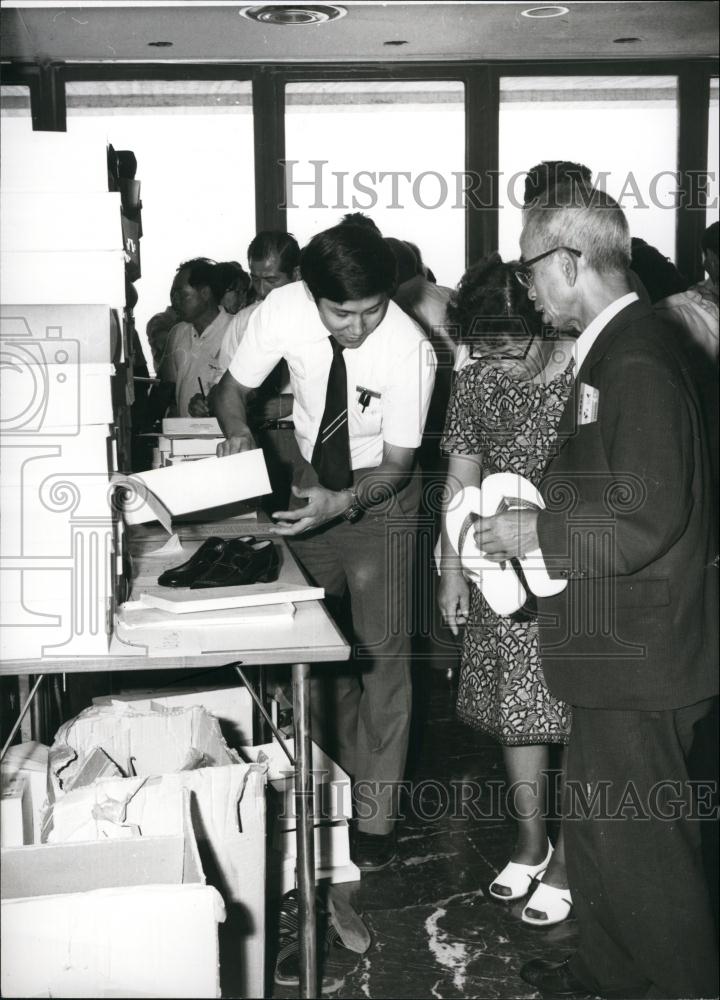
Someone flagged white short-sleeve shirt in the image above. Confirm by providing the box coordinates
[228,281,437,468]
[165,308,233,416]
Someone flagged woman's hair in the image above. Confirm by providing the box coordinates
[447,253,541,350]
[213,260,251,300]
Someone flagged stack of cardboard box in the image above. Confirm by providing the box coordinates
[0,132,130,660]
[1,702,267,999]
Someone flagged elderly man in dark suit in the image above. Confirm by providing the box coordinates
[475,184,718,999]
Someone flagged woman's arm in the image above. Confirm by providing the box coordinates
[437,452,482,635]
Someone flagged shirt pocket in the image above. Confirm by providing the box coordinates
[349,392,382,439]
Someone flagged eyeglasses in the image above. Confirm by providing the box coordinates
[515,246,582,288]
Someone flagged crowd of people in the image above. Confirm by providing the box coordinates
[141,159,718,1000]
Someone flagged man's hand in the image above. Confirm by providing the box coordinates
[217,432,256,457]
[188,392,210,417]
[269,485,350,536]
[472,509,539,562]
[438,568,470,636]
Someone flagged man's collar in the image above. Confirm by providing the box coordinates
[574,292,639,373]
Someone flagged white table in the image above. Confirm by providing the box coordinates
[1,517,351,998]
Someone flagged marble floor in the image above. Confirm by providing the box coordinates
[264,666,719,1000]
[268,668,580,1000]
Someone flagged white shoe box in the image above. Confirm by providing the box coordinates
[0,131,112,194]
[1,251,125,310]
[1,304,122,365]
[1,192,123,253]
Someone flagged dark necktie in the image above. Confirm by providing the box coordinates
[311,336,353,491]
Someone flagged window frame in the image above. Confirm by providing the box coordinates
[1,57,716,281]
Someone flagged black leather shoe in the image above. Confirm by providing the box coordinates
[351,830,397,872]
[190,537,280,589]
[520,957,595,998]
[157,536,227,588]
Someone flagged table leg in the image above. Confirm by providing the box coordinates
[291,661,317,998]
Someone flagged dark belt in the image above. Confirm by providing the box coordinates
[259,419,295,431]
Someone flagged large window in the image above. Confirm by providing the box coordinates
[708,77,719,229]
[284,80,466,288]
[65,79,255,366]
[1,84,32,145]
[498,75,679,262]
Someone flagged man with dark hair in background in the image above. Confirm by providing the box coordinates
[159,257,232,417]
[213,223,436,871]
[198,232,302,501]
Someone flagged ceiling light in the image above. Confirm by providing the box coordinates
[521,6,569,18]
[613,36,642,44]
[239,5,347,25]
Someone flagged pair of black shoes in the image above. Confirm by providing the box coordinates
[158,535,280,589]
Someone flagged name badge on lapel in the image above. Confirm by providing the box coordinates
[577,382,600,425]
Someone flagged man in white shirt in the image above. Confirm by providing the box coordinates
[475,185,718,999]
[214,224,436,871]
[160,258,232,417]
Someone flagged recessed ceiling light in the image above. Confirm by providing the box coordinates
[383,40,408,47]
[521,5,569,18]
[148,41,174,47]
[613,36,642,44]
[239,5,347,25]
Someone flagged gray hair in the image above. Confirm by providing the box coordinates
[522,182,631,274]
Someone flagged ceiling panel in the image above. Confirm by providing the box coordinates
[1,2,718,64]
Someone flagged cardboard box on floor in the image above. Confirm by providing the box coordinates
[92,684,254,748]
[244,740,360,894]
[242,738,352,827]
[0,773,32,846]
[45,703,267,999]
[2,788,225,999]
[1,742,50,845]
[277,856,362,895]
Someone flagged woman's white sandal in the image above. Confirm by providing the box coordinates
[488,841,553,901]
[521,881,573,926]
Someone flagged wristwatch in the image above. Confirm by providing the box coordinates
[341,486,364,523]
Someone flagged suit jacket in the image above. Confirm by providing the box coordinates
[537,299,718,710]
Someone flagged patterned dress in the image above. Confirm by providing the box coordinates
[441,359,575,745]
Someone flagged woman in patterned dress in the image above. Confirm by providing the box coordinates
[438,254,575,925]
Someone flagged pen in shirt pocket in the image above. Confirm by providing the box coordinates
[356,385,381,412]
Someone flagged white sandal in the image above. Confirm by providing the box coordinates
[521,880,572,926]
[488,842,553,901]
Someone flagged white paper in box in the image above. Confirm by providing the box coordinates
[1,192,124,253]
[1,791,225,999]
[113,449,271,532]
[48,703,238,801]
[0,304,122,365]
[93,685,254,747]
[243,739,352,826]
[46,705,266,997]
[1,250,126,309]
